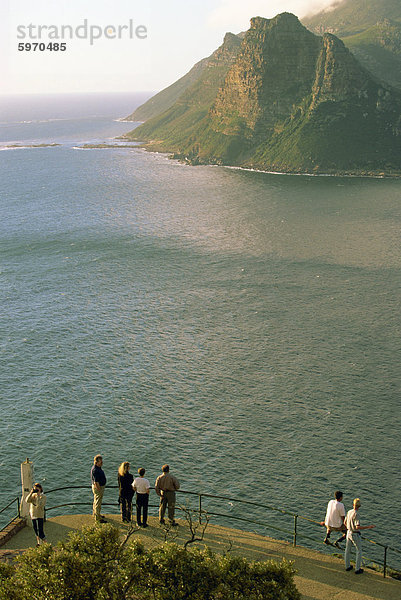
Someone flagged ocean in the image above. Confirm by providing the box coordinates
[1,93,400,567]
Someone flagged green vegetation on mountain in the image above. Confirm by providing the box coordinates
[303,0,401,37]
[125,13,401,176]
[303,1,401,90]
[125,32,243,146]
[344,20,401,89]
[125,32,243,122]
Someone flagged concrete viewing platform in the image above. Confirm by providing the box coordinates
[1,513,400,600]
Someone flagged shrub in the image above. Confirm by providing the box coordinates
[0,524,300,600]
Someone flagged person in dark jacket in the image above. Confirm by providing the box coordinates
[91,454,107,523]
[118,461,134,522]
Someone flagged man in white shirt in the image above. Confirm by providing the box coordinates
[344,497,375,574]
[133,468,150,527]
[321,491,347,547]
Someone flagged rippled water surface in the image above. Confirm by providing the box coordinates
[1,95,400,564]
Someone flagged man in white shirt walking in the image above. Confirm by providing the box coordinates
[344,498,375,575]
[321,490,347,547]
[133,468,150,527]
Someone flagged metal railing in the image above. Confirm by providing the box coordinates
[1,487,399,579]
[0,496,21,532]
[41,485,401,579]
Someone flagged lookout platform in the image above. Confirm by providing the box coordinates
[2,514,400,599]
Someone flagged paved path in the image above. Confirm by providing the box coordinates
[2,514,400,600]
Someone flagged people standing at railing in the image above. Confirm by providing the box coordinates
[155,464,180,526]
[344,498,375,575]
[91,454,107,523]
[133,467,150,527]
[117,461,134,523]
[320,491,347,548]
[26,483,47,546]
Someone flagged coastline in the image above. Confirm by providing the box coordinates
[0,143,61,150]
[119,137,401,179]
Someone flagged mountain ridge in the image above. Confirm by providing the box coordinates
[303,0,401,37]
[343,19,401,89]
[302,0,401,89]
[124,32,243,122]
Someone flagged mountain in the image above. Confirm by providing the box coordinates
[303,1,401,89]
[303,0,401,37]
[342,20,401,90]
[125,32,243,122]
[125,13,401,176]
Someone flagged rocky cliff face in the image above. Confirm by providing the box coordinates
[210,14,320,138]
[309,32,401,138]
[128,12,401,175]
[303,0,401,90]
[310,34,370,107]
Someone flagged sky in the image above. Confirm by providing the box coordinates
[1,0,338,95]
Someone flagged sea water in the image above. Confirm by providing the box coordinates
[1,94,400,566]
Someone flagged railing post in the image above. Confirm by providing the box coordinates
[20,458,34,521]
[199,494,202,524]
[17,497,20,518]
[383,546,388,578]
[293,515,298,547]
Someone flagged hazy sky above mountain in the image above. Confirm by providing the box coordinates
[209,0,336,28]
[1,0,338,94]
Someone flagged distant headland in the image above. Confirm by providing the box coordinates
[122,8,401,177]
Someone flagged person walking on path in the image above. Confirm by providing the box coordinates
[118,461,134,523]
[133,468,150,527]
[26,483,47,546]
[321,491,347,547]
[91,454,107,523]
[344,498,375,574]
[155,464,180,526]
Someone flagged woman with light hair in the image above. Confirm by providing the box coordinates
[117,461,134,523]
[26,483,47,546]
[344,498,375,575]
